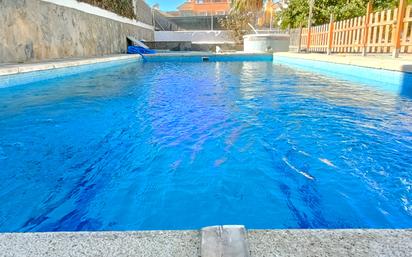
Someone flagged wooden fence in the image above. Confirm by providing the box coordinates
[290,0,412,57]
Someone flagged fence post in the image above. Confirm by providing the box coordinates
[296,26,303,52]
[393,0,407,58]
[306,26,312,52]
[327,14,334,55]
[306,0,315,52]
[362,1,373,56]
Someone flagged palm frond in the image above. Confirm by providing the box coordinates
[231,0,264,13]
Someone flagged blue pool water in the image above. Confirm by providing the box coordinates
[0,61,412,232]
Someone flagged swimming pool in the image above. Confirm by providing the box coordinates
[0,60,411,232]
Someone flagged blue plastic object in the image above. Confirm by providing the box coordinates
[127,46,156,55]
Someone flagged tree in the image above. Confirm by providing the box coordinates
[278,0,404,29]
[220,0,264,43]
[220,12,256,43]
[230,0,264,25]
[231,0,264,13]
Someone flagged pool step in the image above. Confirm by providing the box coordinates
[201,225,250,257]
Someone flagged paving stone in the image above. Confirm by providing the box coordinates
[248,229,412,257]
[0,231,200,257]
[0,229,411,257]
[201,225,250,257]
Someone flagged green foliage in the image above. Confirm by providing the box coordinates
[78,0,136,19]
[278,0,406,29]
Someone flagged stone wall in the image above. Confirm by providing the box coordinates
[0,0,154,63]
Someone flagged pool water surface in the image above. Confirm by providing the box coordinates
[0,61,411,232]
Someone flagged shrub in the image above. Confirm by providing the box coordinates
[78,0,136,19]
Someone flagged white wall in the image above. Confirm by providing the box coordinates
[155,31,235,44]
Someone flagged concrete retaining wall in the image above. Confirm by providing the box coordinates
[0,0,154,63]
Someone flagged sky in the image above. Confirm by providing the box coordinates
[145,0,183,11]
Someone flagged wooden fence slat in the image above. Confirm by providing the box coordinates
[355,16,363,52]
[384,9,392,52]
[345,20,351,53]
[401,7,409,52]
[347,19,351,52]
[334,21,339,52]
[402,5,412,52]
[408,6,412,52]
[346,19,349,52]
[352,18,357,52]
[353,17,358,52]
[367,13,373,53]
[337,21,342,52]
[358,16,365,51]
[340,20,346,53]
[371,12,379,52]
[348,18,354,52]
[377,10,385,52]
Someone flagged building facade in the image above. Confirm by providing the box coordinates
[177,0,231,16]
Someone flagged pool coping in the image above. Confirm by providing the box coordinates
[0,55,142,77]
[1,52,410,78]
[145,52,272,57]
[0,52,274,78]
[0,229,411,257]
[0,53,275,88]
[143,52,274,62]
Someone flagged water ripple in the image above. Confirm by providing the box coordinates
[0,61,411,231]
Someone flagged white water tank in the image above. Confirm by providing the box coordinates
[243,34,290,53]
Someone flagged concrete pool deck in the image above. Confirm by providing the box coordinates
[273,52,412,73]
[0,229,411,257]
